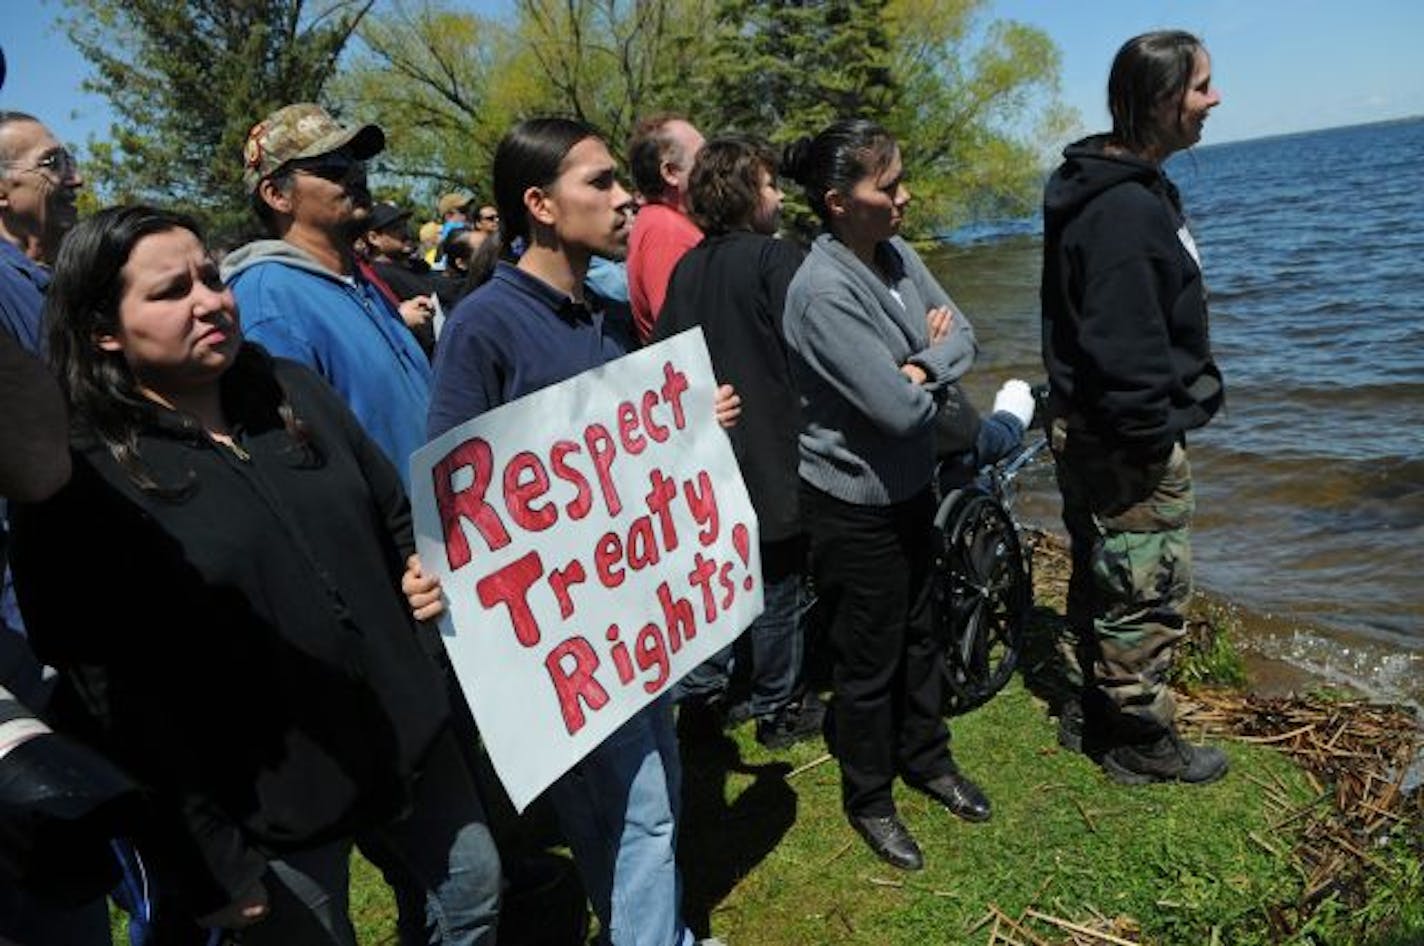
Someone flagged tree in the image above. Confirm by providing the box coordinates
[336,0,716,210]
[509,0,716,147]
[336,0,1071,237]
[692,0,1070,237]
[698,0,898,144]
[332,0,511,201]
[882,0,1075,233]
[63,0,373,239]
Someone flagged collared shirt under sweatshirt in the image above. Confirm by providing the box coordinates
[427,261,628,439]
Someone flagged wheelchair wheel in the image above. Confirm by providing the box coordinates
[933,488,1030,713]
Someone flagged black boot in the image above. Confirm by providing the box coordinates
[1100,727,1229,785]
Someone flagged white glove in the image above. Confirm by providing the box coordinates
[993,378,1035,427]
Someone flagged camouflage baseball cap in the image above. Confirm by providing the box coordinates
[242,103,384,193]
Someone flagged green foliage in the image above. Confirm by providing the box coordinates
[335,0,718,213]
[697,0,898,142]
[334,0,1072,237]
[1172,598,1251,690]
[332,0,511,208]
[882,0,1076,234]
[62,0,373,241]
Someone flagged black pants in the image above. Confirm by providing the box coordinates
[802,482,953,817]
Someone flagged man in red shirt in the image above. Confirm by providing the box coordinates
[626,114,704,344]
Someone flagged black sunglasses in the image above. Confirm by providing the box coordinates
[289,151,364,182]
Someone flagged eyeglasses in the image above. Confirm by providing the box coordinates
[289,152,365,182]
[5,148,79,181]
[477,212,499,224]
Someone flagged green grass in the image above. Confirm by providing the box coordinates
[111,676,1422,945]
[110,540,1423,943]
[677,680,1311,945]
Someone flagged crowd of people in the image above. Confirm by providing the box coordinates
[0,27,1227,946]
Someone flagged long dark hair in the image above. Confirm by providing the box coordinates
[1108,30,1204,156]
[781,119,898,229]
[492,117,603,246]
[44,205,313,495]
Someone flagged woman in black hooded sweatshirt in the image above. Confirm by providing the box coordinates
[1040,30,1228,786]
[10,206,501,944]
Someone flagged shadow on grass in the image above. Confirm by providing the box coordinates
[676,720,798,940]
[1010,603,1078,718]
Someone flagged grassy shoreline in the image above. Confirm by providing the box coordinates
[131,535,1424,944]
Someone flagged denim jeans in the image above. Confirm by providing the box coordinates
[547,697,692,946]
[240,726,501,946]
[672,567,807,721]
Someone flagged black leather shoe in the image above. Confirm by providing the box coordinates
[911,772,992,823]
[848,813,924,871]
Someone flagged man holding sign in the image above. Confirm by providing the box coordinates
[421,118,745,946]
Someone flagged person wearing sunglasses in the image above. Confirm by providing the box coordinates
[222,104,433,487]
[472,205,500,235]
[1,110,84,353]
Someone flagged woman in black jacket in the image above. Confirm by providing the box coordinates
[10,206,500,944]
[1041,30,1228,785]
[653,135,824,750]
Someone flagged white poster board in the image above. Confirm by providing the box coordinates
[410,329,763,811]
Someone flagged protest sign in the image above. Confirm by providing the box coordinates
[410,329,763,811]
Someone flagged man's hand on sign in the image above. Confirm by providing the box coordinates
[714,383,742,429]
[403,553,445,622]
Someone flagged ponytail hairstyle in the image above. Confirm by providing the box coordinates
[1108,30,1205,156]
[780,119,898,228]
[493,117,604,246]
[45,205,315,497]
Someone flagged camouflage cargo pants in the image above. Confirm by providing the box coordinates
[1049,418,1194,735]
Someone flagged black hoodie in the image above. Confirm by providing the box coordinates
[1040,135,1223,457]
[10,355,448,914]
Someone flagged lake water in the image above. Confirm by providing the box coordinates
[925,117,1424,705]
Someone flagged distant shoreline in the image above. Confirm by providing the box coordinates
[1199,112,1424,150]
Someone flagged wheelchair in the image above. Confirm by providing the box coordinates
[931,403,1048,715]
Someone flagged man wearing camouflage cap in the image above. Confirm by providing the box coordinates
[220,104,500,945]
[222,103,436,485]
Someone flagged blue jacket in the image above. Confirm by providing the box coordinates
[0,239,47,355]
[222,241,432,485]
[0,239,49,642]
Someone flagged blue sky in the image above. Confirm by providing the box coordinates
[3,0,1422,152]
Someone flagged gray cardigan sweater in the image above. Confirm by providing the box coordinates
[784,234,977,505]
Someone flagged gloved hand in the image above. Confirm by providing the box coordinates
[992,378,1035,427]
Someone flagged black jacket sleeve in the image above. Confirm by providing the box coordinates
[0,329,70,502]
[9,457,268,915]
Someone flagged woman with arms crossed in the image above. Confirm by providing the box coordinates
[781,119,988,872]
